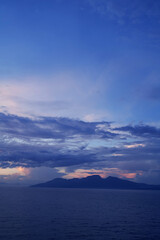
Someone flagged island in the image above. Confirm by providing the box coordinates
[31,175,160,190]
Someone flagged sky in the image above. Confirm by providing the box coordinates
[0,0,160,185]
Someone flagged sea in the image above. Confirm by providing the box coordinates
[0,187,160,240]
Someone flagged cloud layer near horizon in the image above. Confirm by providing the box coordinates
[0,113,160,184]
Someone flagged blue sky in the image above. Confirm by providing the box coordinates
[0,0,160,185]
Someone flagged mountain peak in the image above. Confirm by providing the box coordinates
[31,175,160,190]
[107,176,115,179]
[107,176,119,180]
[86,175,102,179]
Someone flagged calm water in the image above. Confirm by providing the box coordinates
[0,187,160,240]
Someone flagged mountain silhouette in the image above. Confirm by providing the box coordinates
[31,175,160,190]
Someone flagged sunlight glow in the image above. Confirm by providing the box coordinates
[124,144,145,148]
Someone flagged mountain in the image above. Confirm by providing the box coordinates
[31,175,160,190]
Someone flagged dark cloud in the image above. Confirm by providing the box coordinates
[115,124,160,138]
[0,112,160,184]
[0,113,114,168]
[0,113,114,139]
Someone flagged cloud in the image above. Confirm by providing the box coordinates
[0,112,114,140]
[0,112,115,169]
[58,167,141,181]
[124,143,145,148]
[0,112,160,184]
[114,124,160,138]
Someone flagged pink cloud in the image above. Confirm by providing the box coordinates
[63,168,143,180]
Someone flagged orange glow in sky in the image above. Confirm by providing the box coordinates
[0,167,30,177]
[62,168,141,180]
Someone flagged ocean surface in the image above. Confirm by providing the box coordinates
[0,187,160,240]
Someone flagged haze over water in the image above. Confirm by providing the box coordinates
[0,187,160,240]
